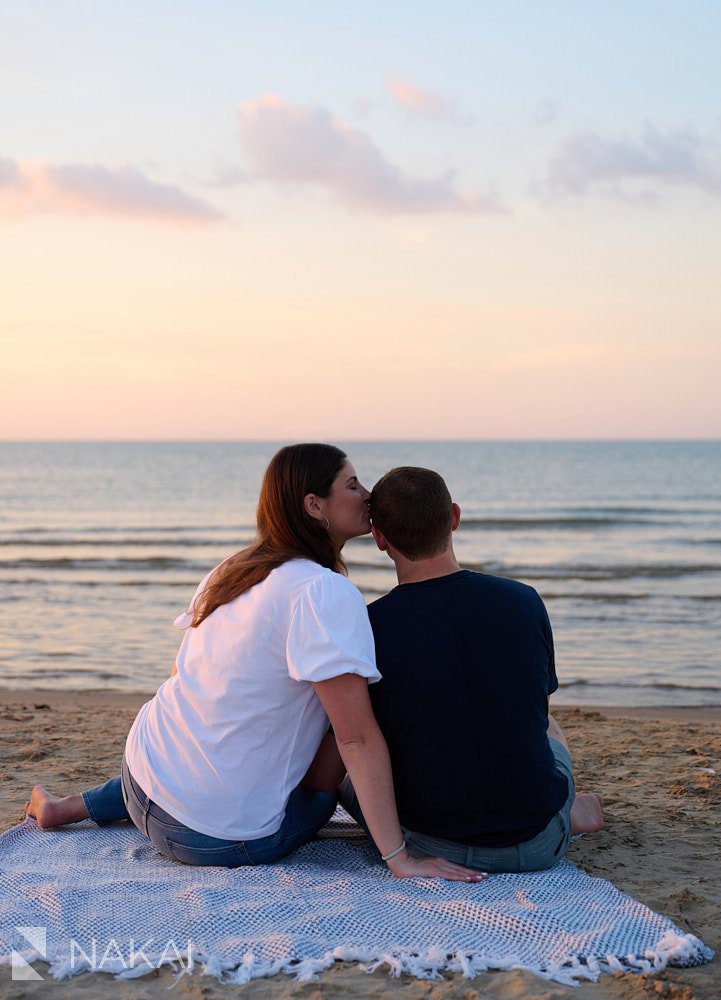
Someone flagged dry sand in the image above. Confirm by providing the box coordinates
[0,690,718,999]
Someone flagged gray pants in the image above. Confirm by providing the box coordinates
[340,738,575,874]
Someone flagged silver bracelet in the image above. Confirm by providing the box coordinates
[381,840,406,862]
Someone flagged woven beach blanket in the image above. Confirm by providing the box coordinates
[0,810,712,986]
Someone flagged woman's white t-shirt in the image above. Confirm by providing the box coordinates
[124,558,380,841]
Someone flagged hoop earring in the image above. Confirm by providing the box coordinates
[321,515,330,531]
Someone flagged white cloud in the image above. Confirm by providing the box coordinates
[236,93,500,215]
[543,125,721,201]
[0,158,223,222]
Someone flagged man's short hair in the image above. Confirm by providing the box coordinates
[370,467,453,560]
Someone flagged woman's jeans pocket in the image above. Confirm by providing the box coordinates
[164,838,250,867]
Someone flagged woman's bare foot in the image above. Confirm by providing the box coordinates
[25,786,88,829]
[571,792,605,835]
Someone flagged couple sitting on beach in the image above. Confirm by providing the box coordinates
[27,444,603,882]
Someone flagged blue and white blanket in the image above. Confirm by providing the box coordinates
[0,811,712,986]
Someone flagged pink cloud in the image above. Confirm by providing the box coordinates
[0,158,222,223]
[237,94,500,215]
[386,78,454,120]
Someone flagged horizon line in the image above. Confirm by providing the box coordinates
[1,437,720,445]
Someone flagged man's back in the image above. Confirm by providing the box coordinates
[368,569,568,847]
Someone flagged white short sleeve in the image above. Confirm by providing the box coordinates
[173,568,216,628]
[286,573,381,684]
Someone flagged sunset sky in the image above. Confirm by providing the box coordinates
[2,0,720,439]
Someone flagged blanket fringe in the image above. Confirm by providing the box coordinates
[2,928,710,988]
[180,929,713,988]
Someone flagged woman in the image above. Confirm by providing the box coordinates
[26,444,482,883]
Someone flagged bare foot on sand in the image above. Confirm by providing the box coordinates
[571,792,605,835]
[25,786,88,829]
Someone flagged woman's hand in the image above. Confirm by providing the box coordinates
[387,850,487,882]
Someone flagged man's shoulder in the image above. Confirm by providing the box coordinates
[368,571,542,620]
[368,589,397,621]
[459,574,549,627]
[473,572,540,602]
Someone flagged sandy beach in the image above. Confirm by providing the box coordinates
[0,690,718,999]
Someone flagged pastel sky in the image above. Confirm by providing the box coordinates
[2,0,720,439]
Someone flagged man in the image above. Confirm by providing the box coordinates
[343,466,603,873]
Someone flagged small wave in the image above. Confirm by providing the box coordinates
[542,592,649,602]
[0,537,249,548]
[565,506,669,514]
[459,516,652,530]
[2,524,250,535]
[344,560,390,572]
[564,505,721,515]
[464,562,721,581]
[0,557,208,571]
[0,576,204,588]
[558,680,721,692]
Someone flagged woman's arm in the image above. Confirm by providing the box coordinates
[313,673,485,882]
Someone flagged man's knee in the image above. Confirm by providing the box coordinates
[339,776,360,818]
[338,776,372,841]
[547,713,570,752]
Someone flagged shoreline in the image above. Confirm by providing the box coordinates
[2,686,720,722]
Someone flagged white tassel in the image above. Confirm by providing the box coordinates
[3,930,711,989]
[48,956,86,980]
[200,954,224,979]
[116,962,156,979]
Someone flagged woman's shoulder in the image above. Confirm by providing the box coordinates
[270,557,332,582]
[274,559,365,607]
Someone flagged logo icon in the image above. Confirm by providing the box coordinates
[11,926,46,980]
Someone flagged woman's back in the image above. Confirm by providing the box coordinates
[124,558,378,841]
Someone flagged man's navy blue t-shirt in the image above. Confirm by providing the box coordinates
[368,570,568,848]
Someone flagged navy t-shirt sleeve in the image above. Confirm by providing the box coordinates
[535,591,558,695]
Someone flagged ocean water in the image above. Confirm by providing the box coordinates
[0,441,719,706]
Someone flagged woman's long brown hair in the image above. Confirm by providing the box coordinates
[189,443,347,627]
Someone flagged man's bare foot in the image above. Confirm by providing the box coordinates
[25,786,88,829]
[571,792,605,835]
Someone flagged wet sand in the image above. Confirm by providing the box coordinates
[0,690,718,999]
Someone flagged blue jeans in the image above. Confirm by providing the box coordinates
[82,756,337,867]
[340,738,576,874]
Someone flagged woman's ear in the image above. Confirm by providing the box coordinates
[304,493,322,521]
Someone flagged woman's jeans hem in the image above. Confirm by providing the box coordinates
[81,776,129,826]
